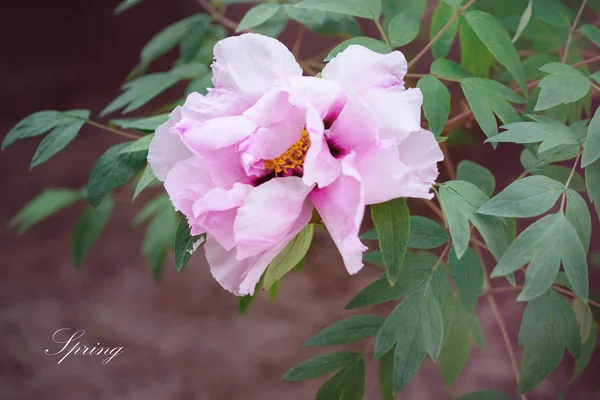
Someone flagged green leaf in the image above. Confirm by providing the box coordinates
[488,118,580,153]
[10,188,84,234]
[324,37,389,61]
[305,315,383,347]
[463,11,527,92]
[430,2,458,59]
[449,248,483,313]
[119,134,153,154]
[30,112,89,169]
[518,290,581,393]
[111,114,169,131]
[345,255,432,309]
[388,8,420,47]
[520,144,580,171]
[439,302,471,386]
[535,63,590,111]
[458,19,494,78]
[407,216,449,249]
[457,160,496,197]
[71,195,114,268]
[86,142,148,206]
[263,224,314,289]
[370,198,410,286]
[250,11,288,38]
[378,347,394,400]
[283,5,362,37]
[430,59,472,81]
[362,250,384,268]
[283,352,360,381]
[530,165,585,192]
[582,108,600,167]
[477,176,563,218]
[559,214,589,302]
[585,160,600,220]
[464,310,485,349]
[457,390,511,400]
[237,4,282,32]
[565,190,592,251]
[294,0,382,20]
[173,215,205,273]
[461,78,524,140]
[417,75,450,137]
[3,110,89,150]
[133,164,158,201]
[141,203,178,280]
[572,322,597,381]
[572,298,593,343]
[114,0,145,14]
[315,357,365,400]
[579,24,600,48]
[512,0,532,43]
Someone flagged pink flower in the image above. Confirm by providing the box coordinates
[148,33,443,296]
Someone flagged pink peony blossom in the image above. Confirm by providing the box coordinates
[148,33,443,296]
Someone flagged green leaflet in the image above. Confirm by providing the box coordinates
[304,315,383,347]
[430,2,458,59]
[294,0,382,20]
[457,390,511,400]
[512,0,533,43]
[324,37,390,61]
[283,351,361,381]
[173,215,206,273]
[361,216,448,250]
[133,164,159,201]
[458,17,494,78]
[263,224,314,289]
[315,356,365,400]
[114,0,145,14]
[111,114,169,132]
[582,108,600,167]
[387,5,422,47]
[119,134,153,154]
[10,188,85,234]
[456,160,496,197]
[439,302,471,386]
[283,5,362,37]
[535,63,590,111]
[565,190,592,251]
[237,4,282,32]
[448,248,483,313]
[86,142,148,207]
[477,176,564,218]
[71,195,114,268]
[417,75,450,137]
[461,78,524,140]
[371,198,410,286]
[579,24,600,48]
[586,160,600,220]
[518,290,581,393]
[572,322,597,381]
[430,59,472,81]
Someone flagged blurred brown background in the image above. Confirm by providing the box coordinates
[1,1,599,399]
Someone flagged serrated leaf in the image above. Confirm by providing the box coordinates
[449,248,483,313]
[237,4,282,32]
[10,188,84,234]
[263,224,314,289]
[417,75,450,137]
[305,315,383,347]
[111,114,169,131]
[457,160,496,197]
[461,78,524,140]
[477,176,563,218]
[283,5,362,37]
[582,108,600,167]
[71,195,114,268]
[463,11,527,92]
[283,352,360,381]
[535,63,590,111]
[430,59,472,81]
[371,198,410,285]
[324,37,389,61]
[430,2,458,59]
[294,0,382,20]
[86,142,148,206]
[173,215,205,273]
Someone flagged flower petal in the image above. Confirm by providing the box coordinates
[181,115,257,152]
[310,152,367,274]
[303,106,341,188]
[181,88,252,122]
[286,76,347,122]
[164,156,215,217]
[212,33,302,102]
[234,176,313,259]
[321,45,407,93]
[206,200,312,296]
[148,107,194,181]
[328,92,380,151]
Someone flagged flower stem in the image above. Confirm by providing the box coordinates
[562,0,588,63]
[374,19,392,49]
[559,151,582,212]
[196,0,243,32]
[86,120,142,140]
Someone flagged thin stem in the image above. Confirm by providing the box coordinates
[407,0,477,70]
[196,0,242,32]
[442,109,473,133]
[562,0,588,63]
[474,245,526,400]
[374,19,392,49]
[590,79,600,93]
[515,170,530,181]
[293,25,305,58]
[441,143,457,180]
[572,55,600,68]
[86,120,142,140]
[423,199,444,219]
[433,244,451,272]
[560,152,582,212]
[488,285,600,309]
[406,73,461,83]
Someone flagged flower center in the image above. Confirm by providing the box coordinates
[264,129,310,175]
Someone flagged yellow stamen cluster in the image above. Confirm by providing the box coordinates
[264,129,311,175]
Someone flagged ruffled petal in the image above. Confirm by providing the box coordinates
[234,176,313,259]
[310,152,367,274]
[212,33,302,102]
[360,87,423,141]
[285,76,347,122]
[164,157,215,217]
[328,92,380,151]
[321,45,407,93]
[303,106,341,188]
[148,107,194,181]
[181,88,252,122]
[205,200,312,296]
[181,115,256,152]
